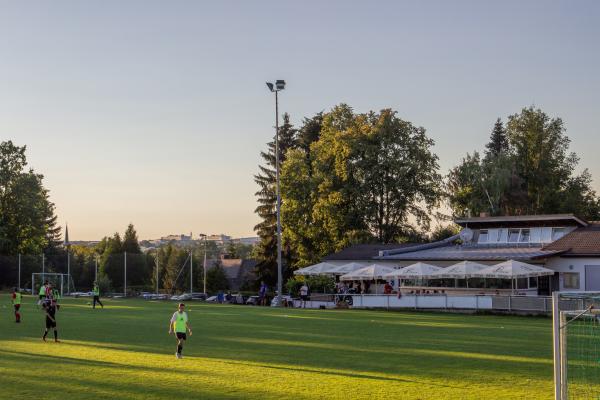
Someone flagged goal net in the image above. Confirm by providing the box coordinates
[553,291,600,399]
[32,273,72,299]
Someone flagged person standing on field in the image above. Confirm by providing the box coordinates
[42,298,59,342]
[169,303,192,359]
[12,287,22,323]
[258,281,268,306]
[92,281,104,309]
[38,281,48,306]
[52,287,61,310]
[300,283,309,308]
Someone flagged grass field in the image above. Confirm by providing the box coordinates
[0,294,555,399]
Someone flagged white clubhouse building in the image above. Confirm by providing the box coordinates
[321,214,600,295]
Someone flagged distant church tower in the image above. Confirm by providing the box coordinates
[64,224,70,247]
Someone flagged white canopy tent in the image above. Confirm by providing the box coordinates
[476,260,554,293]
[340,264,396,281]
[324,262,367,276]
[385,262,443,279]
[293,262,338,276]
[477,260,554,278]
[430,261,489,278]
[428,261,489,289]
[340,264,396,294]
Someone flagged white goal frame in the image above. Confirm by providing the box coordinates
[552,291,600,400]
[32,273,72,298]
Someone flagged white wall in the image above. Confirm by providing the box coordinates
[352,295,493,309]
[545,257,600,291]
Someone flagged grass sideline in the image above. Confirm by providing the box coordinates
[0,294,554,399]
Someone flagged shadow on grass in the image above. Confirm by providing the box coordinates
[0,354,284,400]
[212,358,466,389]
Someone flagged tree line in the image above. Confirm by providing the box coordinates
[1,103,598,292]
[253,105,600,287]
[0,140,254,291]
[0,223,233,293]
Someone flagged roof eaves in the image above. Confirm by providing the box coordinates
[455,214,588,227]
[557,252,600,257]
[377,234,460,258]
[529,249,569,259]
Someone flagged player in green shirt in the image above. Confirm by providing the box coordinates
[169,303,192,359]
[52,288,61,310]
[12,288,22,323]
[38,281,48,306]
[92,282,103,309]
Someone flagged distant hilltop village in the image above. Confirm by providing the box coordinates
[141,234,259,249]
[70,234,259,251]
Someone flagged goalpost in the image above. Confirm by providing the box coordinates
[553,291,600,399]
[32,273,73,298]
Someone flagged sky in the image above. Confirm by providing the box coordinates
[1,1,599,240]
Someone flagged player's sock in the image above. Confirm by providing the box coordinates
[177,344,182,354]
[43,330,48,341]
[54,330,58,341]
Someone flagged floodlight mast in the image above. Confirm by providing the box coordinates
[265,79,285,306]
[199,234,207,294]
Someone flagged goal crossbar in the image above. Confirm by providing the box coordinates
[32,273,72,298]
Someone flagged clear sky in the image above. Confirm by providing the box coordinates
[1,1,599,240]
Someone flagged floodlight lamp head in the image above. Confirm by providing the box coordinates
[266,82,274,92]
[275,80,285,90]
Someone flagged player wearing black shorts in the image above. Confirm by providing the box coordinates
[42,300,59,342]
[169,303,192,359]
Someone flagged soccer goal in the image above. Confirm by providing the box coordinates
[553,291,600,399]
[32,273,72,298]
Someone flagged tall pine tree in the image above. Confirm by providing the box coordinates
[122,223,141,253]
[485,118,509,159]
[253,113,297,288]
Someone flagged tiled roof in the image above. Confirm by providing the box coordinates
[378,244,564,261]
[323,243,418,261]
[542,223,600,256]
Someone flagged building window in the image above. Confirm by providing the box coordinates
[478,230,489,243]
[519,229,531,243]
[496,228,506,242]
[563,273,580,290]
[529,277,538,288]
[517,277,529,289]
[552,228,566,241]
[508,229,520,243]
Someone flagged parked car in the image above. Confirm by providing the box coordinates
[231,293,246,304]
[70,291,94,297]
[246,295,260,305]
[271,295,293,307]
[178,293,193,301]
[191,292,207,301]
